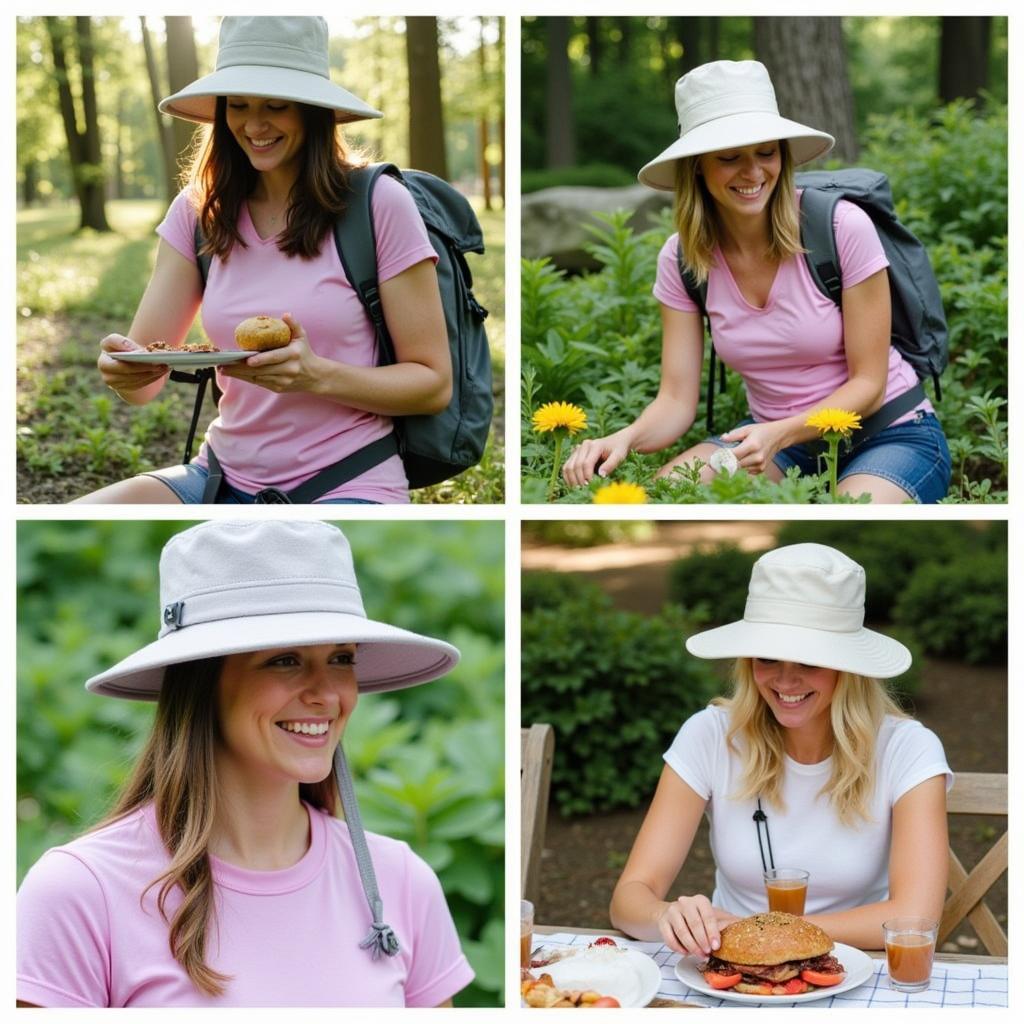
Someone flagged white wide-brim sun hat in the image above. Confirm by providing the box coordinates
[158,16,382,125]
[638,60,835,191]
[85,520,459,700]
[685,543,911,679]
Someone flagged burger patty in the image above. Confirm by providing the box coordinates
[703,952,844,983]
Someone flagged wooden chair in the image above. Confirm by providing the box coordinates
[521,723,555,906]
[939,771,1007,955]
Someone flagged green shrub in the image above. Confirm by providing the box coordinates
[522,571,611,615]
[667,545,758,626]
[892,552,1007,664]
[521,102,1007,503]
[522,520,654,548]
[522,597,721,816]
[522,163,636,193]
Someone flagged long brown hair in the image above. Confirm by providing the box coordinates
[673,139,803,285]
[92,657,338,997]
[711,658,909,826]
[182,98,365,262]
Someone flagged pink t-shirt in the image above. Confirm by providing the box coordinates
[17,802,474,1007]
[157,176,439,502]
[653,194,932,425]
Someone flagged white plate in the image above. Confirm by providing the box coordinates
[112,350,252,368]
[541,946,662,1008]
[674,942,874,1004]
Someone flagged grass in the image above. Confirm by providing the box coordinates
[17,198,505,504]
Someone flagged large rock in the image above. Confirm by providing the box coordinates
[521,185,673,272]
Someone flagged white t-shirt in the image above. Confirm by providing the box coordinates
[663,706,952,917]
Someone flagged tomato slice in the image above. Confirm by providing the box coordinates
[704,970,742,990]
[776,978,810,995]
[801,969,846,987]
[592,996,621,1007]
[591,936,617,947]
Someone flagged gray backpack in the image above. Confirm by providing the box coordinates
[680,168,948,437]
[183,163,492,501]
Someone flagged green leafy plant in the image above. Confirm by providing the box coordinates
[521,577,721,816]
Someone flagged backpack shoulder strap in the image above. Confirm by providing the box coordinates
[676,240,708,317]
[798,186,843,307]
[193,218,212,290]
[334,162,402,365]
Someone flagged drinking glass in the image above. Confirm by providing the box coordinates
[520,899,535,967]
[883,917,938,993]
[763,868,810,915]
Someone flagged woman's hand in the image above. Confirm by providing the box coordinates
[220,314,326,394]
[562,431,632,487]
[721,420,791,475]
[658,895,739,958]
[98,334,168,396]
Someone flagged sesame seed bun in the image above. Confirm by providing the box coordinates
[715,913,833,966]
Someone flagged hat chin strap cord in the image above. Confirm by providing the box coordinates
[332,744,401,959]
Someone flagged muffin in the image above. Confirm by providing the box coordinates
[234,315,291,351]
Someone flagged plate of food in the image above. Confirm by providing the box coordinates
[112,316,294,368]
[673,912,873,1004]
[112,343,250,368]
[522,937,662,1008]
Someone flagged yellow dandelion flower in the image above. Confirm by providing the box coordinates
[805,408,863,437]
[593,481,648,504]
[532,402,588,435]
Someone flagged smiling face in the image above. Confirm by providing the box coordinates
[216,644,359,787]
[697,141,782,220]
[751,657,839,735]
[224,96,307,176]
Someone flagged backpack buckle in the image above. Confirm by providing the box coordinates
[254,487,292,504]
[362,282,385,328]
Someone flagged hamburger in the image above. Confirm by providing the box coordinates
[701,912,845,996]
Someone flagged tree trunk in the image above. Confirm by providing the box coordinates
[478,18,492,210]
[405,17,448,179]
[141,16,178,201]
[545,17,574,169]
[939,17,991,104]
[707,17,720,62]
[113,88,126,199]
[165,17,200,179]
[497,16,505,206]
[753,17,857,164]
[587,17,602,77]
[616,18,632,66]
[45,15,111,231]
[23,161,38,206]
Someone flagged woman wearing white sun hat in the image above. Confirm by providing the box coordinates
[16,520,474,1007]
[562,60,951,503]
[77,16,451,505]
[609,543,950,957]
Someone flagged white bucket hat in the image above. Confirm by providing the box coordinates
[685,543,911,678]
[159,16,382,125]
[86,519,459,700]
[638,60,835,191]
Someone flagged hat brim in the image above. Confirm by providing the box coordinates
[85,612,458,700]
[638,113,835,190]
[159,66,382,125]
[685,620,911,679]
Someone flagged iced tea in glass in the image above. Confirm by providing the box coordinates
[520,899,535,967]
[883,917,938,993]
[763,868,809,915]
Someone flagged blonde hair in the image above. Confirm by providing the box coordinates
[674,139,804,285]
[90,657,338,997]
[711,658,909,826]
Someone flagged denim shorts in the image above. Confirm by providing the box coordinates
[143,462,382,505]
[708,411,952,504]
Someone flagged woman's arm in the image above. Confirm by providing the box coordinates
[723,269,892,472]
[97,239,204,406]
[221,259,453,415]
[804,775,949,949]
[610,766,737,957]
[562,305,703,485]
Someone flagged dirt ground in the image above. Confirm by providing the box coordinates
[525,534,1008,954]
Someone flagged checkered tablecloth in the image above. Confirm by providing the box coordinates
[536,933,1007,1008]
